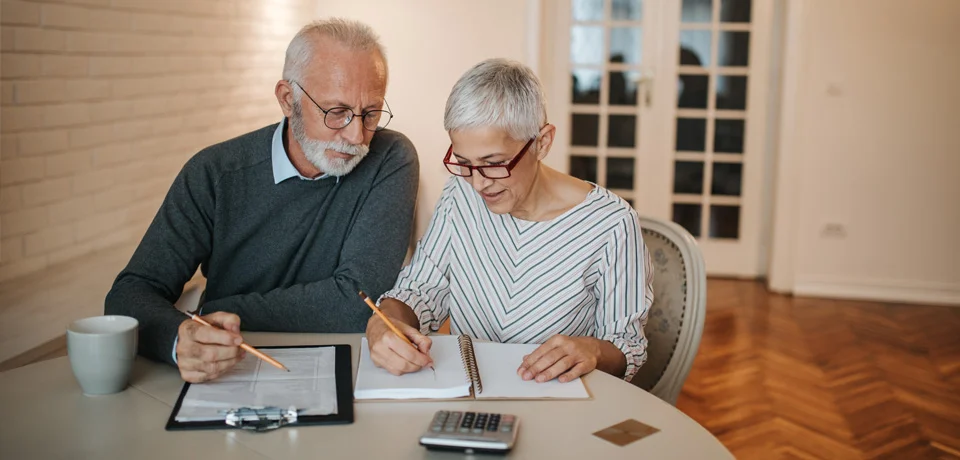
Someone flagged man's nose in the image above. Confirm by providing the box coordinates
[339,115,365,145]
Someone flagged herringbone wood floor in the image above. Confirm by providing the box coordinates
[677,279,960,459]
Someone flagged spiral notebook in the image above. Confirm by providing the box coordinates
[355,335,590,400]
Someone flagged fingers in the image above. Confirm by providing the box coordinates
[190,322,242,346]
[371,346,426,376]
[383,331,433,368]
[179,354,244,383]
[366,317,433,375]
[204,312,241,334]
[520,347,566,381]
[558,362,591,383]
[177,317,245,383]
[408,328,433,356]
[534,355,577,383]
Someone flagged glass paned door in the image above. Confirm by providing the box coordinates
[563,0,651,203]
[544,0,774,276]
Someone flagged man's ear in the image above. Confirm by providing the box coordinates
[276,80,295,118]
[536,124,557,161]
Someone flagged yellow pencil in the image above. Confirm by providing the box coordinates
[182,311,289,372]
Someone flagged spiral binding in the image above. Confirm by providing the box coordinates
[458,335,483,395]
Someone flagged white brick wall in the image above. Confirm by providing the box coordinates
[1,0,316,282]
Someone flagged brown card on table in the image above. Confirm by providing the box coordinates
[593,419,660,447]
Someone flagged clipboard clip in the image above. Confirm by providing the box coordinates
[224,406,298,432]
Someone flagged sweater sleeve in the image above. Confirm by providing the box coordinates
[197,134,419,333]
[104,154,216,365]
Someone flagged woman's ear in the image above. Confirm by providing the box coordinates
[536,124,557,161]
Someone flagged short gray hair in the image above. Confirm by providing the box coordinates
[283,18,387,84]
[444,58,547,141]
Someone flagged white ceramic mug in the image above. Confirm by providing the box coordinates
[67,315,138,396]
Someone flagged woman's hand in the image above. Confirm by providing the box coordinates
[366,314,433,376]
[517,335,601,383]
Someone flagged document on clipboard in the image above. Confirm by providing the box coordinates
[166,345,354,430]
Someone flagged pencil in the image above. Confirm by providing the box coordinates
[358,291,434,373]
[182,311,290,372]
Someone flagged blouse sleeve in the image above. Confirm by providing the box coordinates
[593,210,654,381]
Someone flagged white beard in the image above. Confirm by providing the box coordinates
[290,103,369,177]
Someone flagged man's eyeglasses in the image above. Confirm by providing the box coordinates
[290,80,393,132]
[443,138,535,179]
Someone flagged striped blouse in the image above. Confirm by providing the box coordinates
[382,177,654,381]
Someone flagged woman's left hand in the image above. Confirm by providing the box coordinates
[517,335,601,383]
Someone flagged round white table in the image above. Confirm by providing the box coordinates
[0,333,732,459]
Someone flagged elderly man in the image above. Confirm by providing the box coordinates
[105,19,419,383]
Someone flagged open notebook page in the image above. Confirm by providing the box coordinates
[472,342,589,399]
[354,336,471,400]
[174,347,339,421]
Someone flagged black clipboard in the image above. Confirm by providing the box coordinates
[165,344,354,431]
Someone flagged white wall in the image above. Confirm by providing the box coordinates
[315,1,534,238]
[769,0,960,305]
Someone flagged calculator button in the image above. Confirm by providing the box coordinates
[459,427,470,433]
[431,425,442,432]
[487,423,498,431]
[501,425,513,433]
[443,426,456,432]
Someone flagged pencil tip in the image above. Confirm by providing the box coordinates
[358,290,367,298]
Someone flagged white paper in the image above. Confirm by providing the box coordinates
[354,336,471,400]
[473,342,589,399]
[174,347,339,422]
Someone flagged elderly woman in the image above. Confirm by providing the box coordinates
[366,58,653,383]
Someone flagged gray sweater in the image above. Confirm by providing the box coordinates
[104,123,419,364]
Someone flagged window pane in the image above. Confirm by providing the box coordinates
[678,74,708,108]
[679,30,711,67]
[709,205,740,238]
[612,0,643,20]
[570,155,598,182]
[711,162,742,196]
[676,118,706,151]
[571,114,600,146]
[606,157,635,190]
[571,26,604,65]
[610,27,642,65]
[714,119,744,153]
[718,31,750,67]
[681,0,712,23]
[572,69,601,104]
[609,70,640,106]
[720,0,751,23]
[716,75,747,110]
[673,203,702,237]
[674,161,704,194]
[572,0,604,21]
[608,114,636,148]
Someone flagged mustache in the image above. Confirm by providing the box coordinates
[320,140,368,157]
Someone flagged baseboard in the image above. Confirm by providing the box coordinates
[794,276,960,306]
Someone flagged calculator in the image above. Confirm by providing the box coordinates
[419,410,519,454]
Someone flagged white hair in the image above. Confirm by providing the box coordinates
[444,58,547,141]
[282,18,387,86]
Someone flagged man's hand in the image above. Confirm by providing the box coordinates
[517,335,601,383]
[176,312,245,383]
[366,314,433,376]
